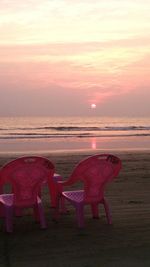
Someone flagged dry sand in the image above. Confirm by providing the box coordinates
[0,150,150,267]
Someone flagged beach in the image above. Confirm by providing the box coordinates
[0,149,150,267]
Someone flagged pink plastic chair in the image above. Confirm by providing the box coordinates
[56,154,122,228]
[0,156,55,232]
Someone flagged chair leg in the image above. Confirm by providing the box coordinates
[5,206,13,233]
[91,203,99,219]
[103,198,112,224]
[75,204,84,228]
[51,194,62,222]
[37,203,47,229]
[0,203,4,217]
[59,197,68,214]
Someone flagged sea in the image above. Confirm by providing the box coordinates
[0,116,150,154]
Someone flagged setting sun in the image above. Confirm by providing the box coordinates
[91,103,96,109]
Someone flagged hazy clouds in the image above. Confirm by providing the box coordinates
[0,0,150,117]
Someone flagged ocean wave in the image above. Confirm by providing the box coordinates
[0,125,150,131]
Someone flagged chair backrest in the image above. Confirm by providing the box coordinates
[0,156,55,207]
[67,154,122,203]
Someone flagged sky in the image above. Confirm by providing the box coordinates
[0,0,150,117]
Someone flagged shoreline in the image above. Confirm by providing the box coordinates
[0,135,150,155]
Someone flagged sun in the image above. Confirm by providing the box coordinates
[91,103,96,109]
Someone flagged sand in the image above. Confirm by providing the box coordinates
[0,150,150,267]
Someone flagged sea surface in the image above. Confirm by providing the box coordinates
[0,116,150,153]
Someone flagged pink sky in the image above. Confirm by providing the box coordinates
[0,0,150,116]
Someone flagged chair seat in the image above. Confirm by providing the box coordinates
[62,190,84,203]
[0,194,42,207]
[0,194,13,206]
